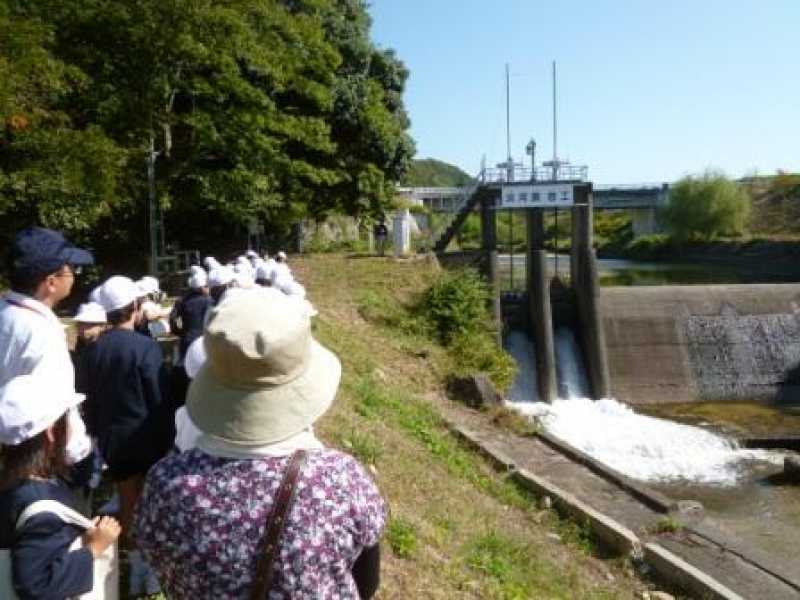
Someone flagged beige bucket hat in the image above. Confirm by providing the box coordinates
[186,288,341,446]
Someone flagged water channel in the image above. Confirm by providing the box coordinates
[502,255,800,566]
[499,254,800,289]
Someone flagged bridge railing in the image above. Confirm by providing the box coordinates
[594,183,668,191]
[482,165,588,183]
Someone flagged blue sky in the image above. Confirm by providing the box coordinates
[369,0,800,184]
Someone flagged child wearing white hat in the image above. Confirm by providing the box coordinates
[82,276,170,595]
[134,277,170,338]
[169,268,213,408]
[0,373,121,599]
[207,265,235,304]
[73,302,107,348]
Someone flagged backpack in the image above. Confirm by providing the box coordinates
[0,500,118,599]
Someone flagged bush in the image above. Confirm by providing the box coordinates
[449,332,516,391]
[419,268,489,344]
[661,171,751,242]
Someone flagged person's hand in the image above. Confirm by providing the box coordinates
[83,516,122,558]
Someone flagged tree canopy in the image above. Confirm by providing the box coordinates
[0,0,414,262]
[661,171,751,242]
[402,158,473,187]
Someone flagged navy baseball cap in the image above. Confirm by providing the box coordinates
[11,227,94,277]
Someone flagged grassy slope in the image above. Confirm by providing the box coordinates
[295,254,645,599]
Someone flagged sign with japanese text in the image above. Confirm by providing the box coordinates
[496,183,575,208]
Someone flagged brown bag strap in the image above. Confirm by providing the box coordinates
[249,449,309,600]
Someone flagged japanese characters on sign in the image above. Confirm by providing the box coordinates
[497,183,574,208]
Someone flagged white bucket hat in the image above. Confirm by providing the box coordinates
[136,276,160,296]
[203,256,220,270]
[188,270,208,290]
[186,288,341,446]
[207,266,234,288]
[74,302,107,324]
[96,276,140,312]
[0,373,85,445]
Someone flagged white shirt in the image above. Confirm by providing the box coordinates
[0,291,75,389]
[0,291,91,462]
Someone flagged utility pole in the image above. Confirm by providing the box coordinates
[552,60,558,180]
[147,135,161,276]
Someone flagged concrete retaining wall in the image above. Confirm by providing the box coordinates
[600,284,800,404]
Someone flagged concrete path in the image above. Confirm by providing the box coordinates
[437,400,800,599]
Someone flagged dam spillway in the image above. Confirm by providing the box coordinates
[600,284,800,405]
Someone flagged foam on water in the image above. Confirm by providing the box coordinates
[509,396,783,486]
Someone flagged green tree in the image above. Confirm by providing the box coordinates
[661,171,751,242]
[0,3,128,248]
[1,0,415,262]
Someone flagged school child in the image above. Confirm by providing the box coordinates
[71,302,107,394]
[0,373,121,599]
[83,276,171,596]
[168,268,213,407]
[134,277,170,338]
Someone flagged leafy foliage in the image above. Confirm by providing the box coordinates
[661,171,751,242]
[401,158,473,187]
[420,268,489,344]
[0,0,414,266]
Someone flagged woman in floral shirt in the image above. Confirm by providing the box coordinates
[134,289,385,598]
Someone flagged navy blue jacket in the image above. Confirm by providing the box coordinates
[83,328,173,480]
[169,290,212,359]
[0,480,93,599]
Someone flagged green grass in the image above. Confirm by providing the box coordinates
[651,516,683,534]
[297,254,646,598]
[386,517,418,559]
[346,374,534,510]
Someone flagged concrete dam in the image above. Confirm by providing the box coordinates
[601,284,800,406]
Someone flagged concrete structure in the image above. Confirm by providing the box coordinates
[570,186,611,399]
[600,284,800,404]
[392,209,412,257]
[402,180,671,238]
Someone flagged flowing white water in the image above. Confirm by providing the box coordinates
[504,327,782,486]
[509,397,782,485]
[554,328,591,399]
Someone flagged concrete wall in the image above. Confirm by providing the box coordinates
[600,284,800,405]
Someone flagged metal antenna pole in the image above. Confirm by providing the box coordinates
[552,61,558,181]
[506,63,511,164]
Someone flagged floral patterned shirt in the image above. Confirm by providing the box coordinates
[134,448,386,599]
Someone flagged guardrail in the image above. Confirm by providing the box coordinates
[482,165,589,183]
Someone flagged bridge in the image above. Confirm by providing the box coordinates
[398,170,670,238]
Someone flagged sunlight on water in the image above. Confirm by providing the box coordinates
[509,397,783,486]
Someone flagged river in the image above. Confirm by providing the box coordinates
[498,254,800,290]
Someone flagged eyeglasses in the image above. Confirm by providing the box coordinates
[53,265,81,279]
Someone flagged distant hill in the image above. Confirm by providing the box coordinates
[401,158,473,187]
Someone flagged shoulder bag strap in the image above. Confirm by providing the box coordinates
[15,500,93,533]
[249,449,308,600]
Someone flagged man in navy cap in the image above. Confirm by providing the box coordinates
[1,226,94,384]
[0,227,95,467]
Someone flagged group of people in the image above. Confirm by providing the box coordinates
[0,227,385,599]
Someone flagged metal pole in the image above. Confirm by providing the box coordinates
[506,63,511,165]
[147,135,158,276]
[552,61,558,181]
